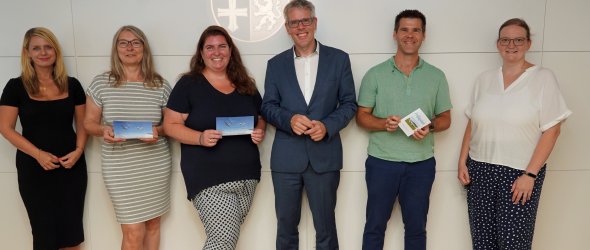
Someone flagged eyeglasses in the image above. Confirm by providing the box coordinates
[498,37,527,46]
[117,39,143,48]
[286,17,314,28]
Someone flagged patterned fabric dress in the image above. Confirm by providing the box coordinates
[87,72,172,224]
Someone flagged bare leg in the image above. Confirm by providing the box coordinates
[143,217,162,250]
[121,223,146,250]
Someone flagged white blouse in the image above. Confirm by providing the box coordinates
[466,66,572,170]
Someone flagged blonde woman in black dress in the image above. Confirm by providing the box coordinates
[0,27,87,250]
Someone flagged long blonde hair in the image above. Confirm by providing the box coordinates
[20,27,68,95]
[109,25,163,88]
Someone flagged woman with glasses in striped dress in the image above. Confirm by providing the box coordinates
[84,25,172,250]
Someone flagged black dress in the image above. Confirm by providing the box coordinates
[0,77,87,249]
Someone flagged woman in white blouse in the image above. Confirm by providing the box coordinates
[457,18,571,250]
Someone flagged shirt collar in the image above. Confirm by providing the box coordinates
[389,56,424,73]
[293,40,320,58]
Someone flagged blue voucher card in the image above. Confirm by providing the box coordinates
[216,116,254,136]
[112,121,153,139]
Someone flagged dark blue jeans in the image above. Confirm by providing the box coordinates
[362,156,436,250]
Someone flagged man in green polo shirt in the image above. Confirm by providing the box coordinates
[356,9,452,250]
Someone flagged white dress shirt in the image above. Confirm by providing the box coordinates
[293,41,319,105]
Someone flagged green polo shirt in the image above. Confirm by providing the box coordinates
[358,57,452,163]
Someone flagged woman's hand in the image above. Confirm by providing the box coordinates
[103,126,124,143]
[36,149,60,171]
[200,129,222,147]
[511,175,535,205]
[139,126,159,144]
[59,148,83,169]
[251,128,265,145]
[458,160,471,186]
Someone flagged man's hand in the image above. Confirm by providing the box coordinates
[412,126,430,140]
[385,115,401,132]
[290,114,313,135]
[304,120,327,141]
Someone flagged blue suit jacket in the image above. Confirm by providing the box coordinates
[261,42,357,173]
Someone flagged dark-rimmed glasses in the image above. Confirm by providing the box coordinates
[286,17,314,28]
[117,39,143,48]
[498,37,527,46]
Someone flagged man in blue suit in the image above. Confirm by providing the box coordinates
[261,1,357,249]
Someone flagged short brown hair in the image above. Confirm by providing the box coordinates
[395,9,426,32]
[498,18,531,40]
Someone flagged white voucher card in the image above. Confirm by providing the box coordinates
[399,108,431,136]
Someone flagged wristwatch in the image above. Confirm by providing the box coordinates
[429,122,435,132]
[522,171,537,179]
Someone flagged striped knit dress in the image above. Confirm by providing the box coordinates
[87,72,172,224]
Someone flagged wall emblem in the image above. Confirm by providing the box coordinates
[211,0,287,42]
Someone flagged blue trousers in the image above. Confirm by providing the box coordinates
[362,156,436,250]
[272,166,340,250]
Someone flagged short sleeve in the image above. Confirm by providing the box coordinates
[161,80,172,108]
[357,69,377,108]
[434,72,452,115]
[465,75,481,119]
[69,77,86,105]
[0,78,23,107]
[86,74,105,107]
[166,76,191,113]
[539,70,572,131]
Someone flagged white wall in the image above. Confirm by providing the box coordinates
[0,0,588,249]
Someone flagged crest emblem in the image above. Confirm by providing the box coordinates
[211,0,287,42]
